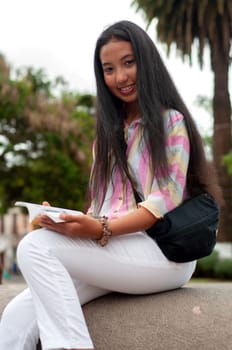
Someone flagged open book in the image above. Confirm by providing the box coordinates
[15,201,83,223]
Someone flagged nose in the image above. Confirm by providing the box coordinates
[115,68,128,85]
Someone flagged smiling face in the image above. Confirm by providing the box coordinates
[100,39,138,114]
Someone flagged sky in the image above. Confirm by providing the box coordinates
[0,0,222,134]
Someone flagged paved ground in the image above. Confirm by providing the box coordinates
[2,273,26,285]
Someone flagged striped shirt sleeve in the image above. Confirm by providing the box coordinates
[139,110,190,218]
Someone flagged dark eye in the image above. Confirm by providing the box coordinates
[103,66,113,74]
[125,59,135,66]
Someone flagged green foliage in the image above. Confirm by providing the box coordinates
[195,250,219,277]
[194,250,232,280]
[33,159,85,210]
[223,152,232,176]
[214,258,232,279]
[0,56,95,213]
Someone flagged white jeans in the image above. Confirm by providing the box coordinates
[0,228,196,350]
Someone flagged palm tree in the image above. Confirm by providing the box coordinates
[132,0,232,241]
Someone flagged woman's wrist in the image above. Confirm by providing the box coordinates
[95,216,112,246]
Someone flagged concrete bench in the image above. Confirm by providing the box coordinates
[1,283,232,349]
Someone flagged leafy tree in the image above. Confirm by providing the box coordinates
[223,151,232,177]
[133,0,232,241]
[0,55,95,213]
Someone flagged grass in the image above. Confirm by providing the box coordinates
[189,277,232,283]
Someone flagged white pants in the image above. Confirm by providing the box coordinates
[0,228,196,350]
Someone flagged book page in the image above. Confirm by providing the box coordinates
[15,201,83,223]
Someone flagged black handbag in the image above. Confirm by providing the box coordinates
[134,191,219,263]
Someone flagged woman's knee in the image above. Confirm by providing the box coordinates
[17,231,34,268]
[16,229,47,272]
[16,229,64,276]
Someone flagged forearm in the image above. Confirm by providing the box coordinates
[39,207,158,240]
[108,207,158,236]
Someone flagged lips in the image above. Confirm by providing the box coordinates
[119,85,135,95]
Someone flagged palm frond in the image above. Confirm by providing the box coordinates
[132,0,232,67]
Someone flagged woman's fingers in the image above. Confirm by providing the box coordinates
[59,213,82,222]
[37,213,101,239]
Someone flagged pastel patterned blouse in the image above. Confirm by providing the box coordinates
[88,109,190,220]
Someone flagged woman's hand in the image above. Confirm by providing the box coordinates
[38,213,102,240]
[31,201,51,227]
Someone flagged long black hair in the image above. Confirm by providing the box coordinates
[90,20,221,211]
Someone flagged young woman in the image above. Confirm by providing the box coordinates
[0,20,220,350]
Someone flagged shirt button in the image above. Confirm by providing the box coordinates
[118,197,123,200]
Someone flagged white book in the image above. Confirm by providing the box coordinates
[15,201,83,223]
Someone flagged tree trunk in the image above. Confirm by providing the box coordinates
[210,36,232,241]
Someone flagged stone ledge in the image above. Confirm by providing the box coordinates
[1,283,232,350]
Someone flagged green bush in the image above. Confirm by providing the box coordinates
[194,250,232,280]
[223,151,232,176]
[194,250,219,278]
[214,258,232,279]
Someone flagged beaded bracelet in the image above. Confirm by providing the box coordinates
[97,216,112,247]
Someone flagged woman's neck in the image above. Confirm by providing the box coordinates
[125,103,141,124]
